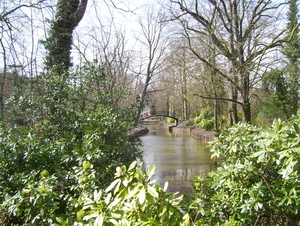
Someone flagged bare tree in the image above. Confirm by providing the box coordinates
[170,0,288,123]
[134,3,171,123]
[0,0,48,121]
[72,0,138,110]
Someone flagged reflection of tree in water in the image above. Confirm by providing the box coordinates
[153,165,214,194]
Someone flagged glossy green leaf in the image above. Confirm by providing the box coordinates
[147,185,159,198]
[94,214,104,226]
[105,179,120,193]
[138,187,146,204]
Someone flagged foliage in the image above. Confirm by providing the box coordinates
[166,117,175,123]
[42,0,88,74]
[1,161,189,226]
[72,161,188,226]
[259,0,300,120]
[283,0,300,115]
[260,69,294,119]
[185,119,195,126]
[1,162,99,225]
[189,113,300,225]
[194,108,214,130]
[0,64,141,224]
[198,118,214,131]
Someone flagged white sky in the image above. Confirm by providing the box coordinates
[1,0,157,74]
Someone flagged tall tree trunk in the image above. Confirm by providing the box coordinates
[230,76,239,124]
[134,74,151,126]
[44,0,88,75]
[42,0,88,120]
[0,39,6,121]
[214,99,219,130]
[286,0,299,116]
[242,101,251,123]
[182,53,188,120]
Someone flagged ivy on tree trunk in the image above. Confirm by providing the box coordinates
[44,0,88,75]
[285,0,300,116]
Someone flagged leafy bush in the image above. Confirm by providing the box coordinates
[1,162,189,226]
[73,161,189,226]
[189,114,300,225]
[199,118,214,131]
[185,119,195,126]
[194,108,214,130]
[0,108,140,191]
[166,117,175,123]
[0,64,141,224]
[1,162,100,225]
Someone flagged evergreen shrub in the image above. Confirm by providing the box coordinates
[189,113,300,225]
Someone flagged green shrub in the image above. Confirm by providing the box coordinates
[166,117,175,123]
[199,118,214,130]
[1,162,99,225]
[185,119,195,126]
[0,64,141,224]
[0,108,140,196]
[2,162,189,226]
[194,108,214,130]
[73,161,188,226]
[189,114,300,225]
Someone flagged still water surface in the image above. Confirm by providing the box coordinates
[140,125,215,194]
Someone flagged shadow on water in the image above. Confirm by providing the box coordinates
[140,125,215,194]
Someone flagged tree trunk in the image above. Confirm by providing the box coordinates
[182,61,188,120]
[44,0,88,74]
[242,101,251,123]
[214,99,219,130]
[230,77,239,124]
[0,39,6,121]
[286,0,300,116]
[241,71,252,123]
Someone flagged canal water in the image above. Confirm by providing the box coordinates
[140,125,215,194]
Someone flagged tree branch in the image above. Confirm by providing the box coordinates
[193,94,244,106]
[73,0,88,26]
[0,0,46,20]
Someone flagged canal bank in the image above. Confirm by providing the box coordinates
[172,126,216,143]
[128,126,149,138]
[131,121,216,143]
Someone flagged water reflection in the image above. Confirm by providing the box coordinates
[140,125,215,194]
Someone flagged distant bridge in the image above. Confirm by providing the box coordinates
[141,111,180,126]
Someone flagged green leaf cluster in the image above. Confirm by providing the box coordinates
[1,161,190,226]
[1,162,99,225]
[73,161,189,226]
[166,117,175,123]
[194,108,214,130]
[189,113,300,225]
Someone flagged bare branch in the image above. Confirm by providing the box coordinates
[0,0,46,20]
[193,94,244,106]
